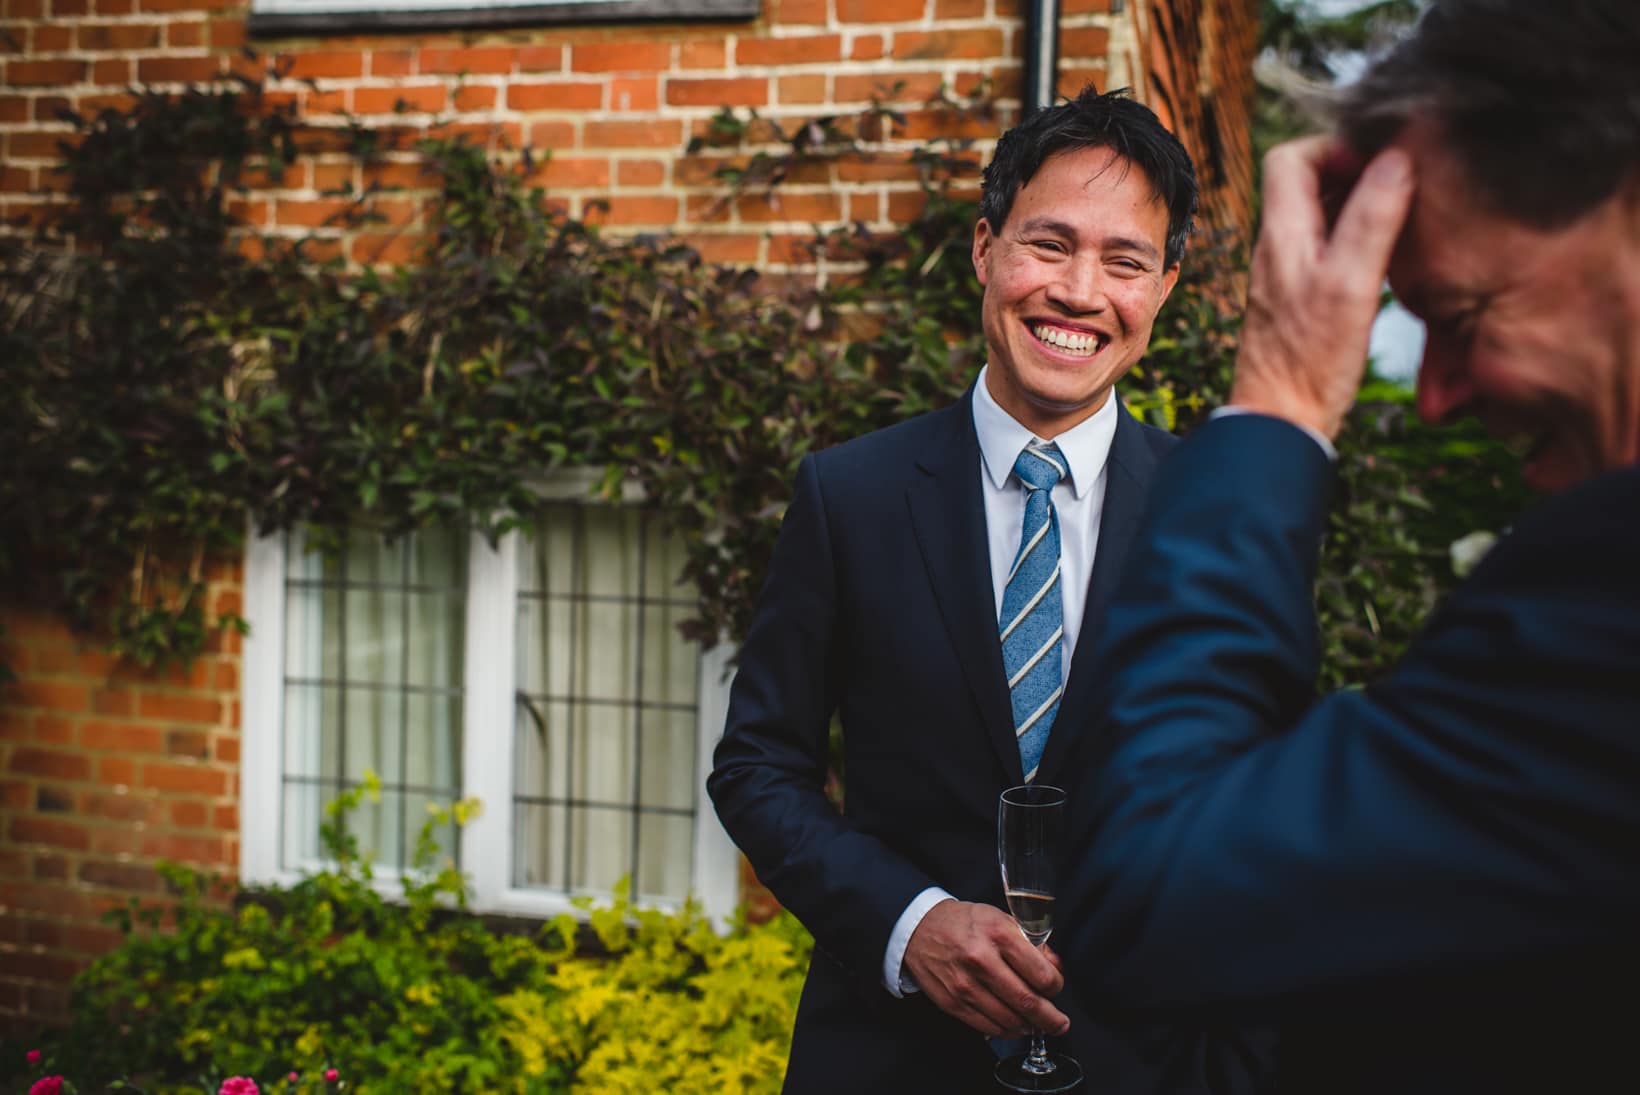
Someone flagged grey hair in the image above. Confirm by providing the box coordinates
[1338,0,1640,227]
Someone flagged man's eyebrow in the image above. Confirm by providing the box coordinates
[1013,216,1078,238]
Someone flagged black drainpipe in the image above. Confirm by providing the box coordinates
[1021,0,1062,118]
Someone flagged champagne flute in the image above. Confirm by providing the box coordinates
[994,784,1083,1093]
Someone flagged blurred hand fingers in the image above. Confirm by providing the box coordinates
[1326,146,1416,292]
[1257,136,1338,264]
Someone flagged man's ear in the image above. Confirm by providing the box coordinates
[1157,261,1181,312]
[972,217,994,285]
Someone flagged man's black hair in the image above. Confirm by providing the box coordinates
[979,86,1199,268]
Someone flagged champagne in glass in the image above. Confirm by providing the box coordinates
[995,784,1082,1093]
[1005,888,1054,945]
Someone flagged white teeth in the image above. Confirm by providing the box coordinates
[1031,324,1100,356]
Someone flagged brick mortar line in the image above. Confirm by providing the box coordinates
[14,739,239,754]
[2,62,1030,102]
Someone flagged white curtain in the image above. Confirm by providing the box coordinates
[281,528,464,872]
[513,504,700,904]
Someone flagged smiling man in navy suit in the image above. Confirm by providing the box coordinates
[1056,3,1640,1092]
[709,88,1267,1093]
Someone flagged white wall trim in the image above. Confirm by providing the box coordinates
[459,527,520,911]
[693,640,739,930]
[239,526,287,887]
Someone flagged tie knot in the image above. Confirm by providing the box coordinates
[1013,443,1066,493]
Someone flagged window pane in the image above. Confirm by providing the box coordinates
[344,534,404,584]
[636,813,695,904]
[513,504,701,904]
[576,700,634,805]
[410,526,467,587]
[643,516,692,600]
[514,594,573,698]
[280,529,464,874]
[281,777,325,866]
[350,786,405,868]
[404,692,462,789]
[577,601,640,701]
[518,510,576,596]
[638,707,698,812]
[641,601,700,706]
[572,805,633,895]
[515,697,572,803]
[582,508,641,597]
[513,799,571,890]
[342,686,405,783]
[404,789,461,867]
[282,683,332,778]
[340,590,407,687]
[407,592,464,689]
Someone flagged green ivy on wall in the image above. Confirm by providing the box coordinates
[0,75,1526,689]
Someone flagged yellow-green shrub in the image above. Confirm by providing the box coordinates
[5,784,809,1094]
[498,890,808,1094]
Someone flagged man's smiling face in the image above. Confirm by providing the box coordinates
[1388,121,1640,491]
[972,145,1180,439]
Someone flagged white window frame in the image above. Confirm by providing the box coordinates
[240,494,741,929]
[247,0,758,36]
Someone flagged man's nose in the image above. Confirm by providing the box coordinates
[1415,338,1478,425]
[1047,256,1108,313]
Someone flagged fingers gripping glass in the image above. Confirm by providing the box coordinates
[995,784,1083,1093]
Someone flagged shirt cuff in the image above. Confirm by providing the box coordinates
[1210,405,1338,461]
[883,887,957,997]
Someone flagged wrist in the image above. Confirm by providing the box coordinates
[887,889,956,996]
[1226,381,1342,442]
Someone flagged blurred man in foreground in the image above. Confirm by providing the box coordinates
[1057,1,1640,1090]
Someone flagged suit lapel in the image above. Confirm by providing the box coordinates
[905,387,1024,786]
[1036,401,1164,786]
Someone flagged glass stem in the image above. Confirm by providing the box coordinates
[1023,937,1055,1074]
[1024,1030,1053,1075]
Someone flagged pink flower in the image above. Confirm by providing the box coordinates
[288,1072,300,1083]
[219,1078,261,1095]
[324,1067,340,1082]
[29,1078,63,1095]
[25,1049,41,1065]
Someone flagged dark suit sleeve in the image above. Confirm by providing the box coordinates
[708,453,938,983]
[1060,413,1640,1015]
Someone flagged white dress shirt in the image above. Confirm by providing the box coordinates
[881,367,1121,995]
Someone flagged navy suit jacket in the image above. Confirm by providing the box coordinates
[1059,414,1640,1092]
[709,389,1269,1094]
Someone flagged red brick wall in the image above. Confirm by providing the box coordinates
[0,570,243,1036]
[1134,0,1259,243]
[0,0,1156,269]
[0,0,1257,1036]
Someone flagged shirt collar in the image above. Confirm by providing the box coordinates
[973,364,1119,500]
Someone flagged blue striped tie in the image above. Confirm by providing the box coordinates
[1001,442,1066,783]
